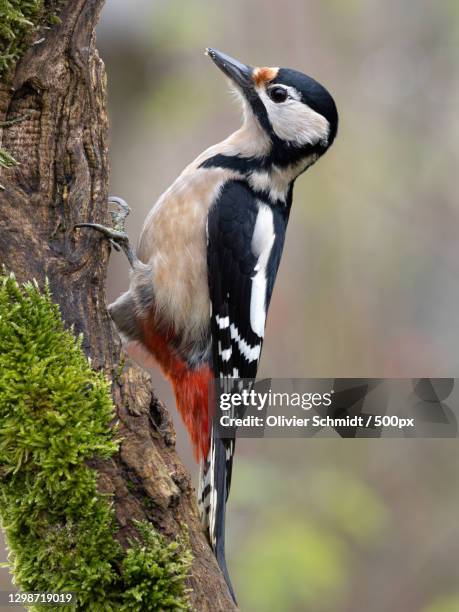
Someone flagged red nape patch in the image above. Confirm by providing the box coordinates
[253,66,279,87]
[139,317,212,461]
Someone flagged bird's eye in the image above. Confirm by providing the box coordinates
[268,86,288,103]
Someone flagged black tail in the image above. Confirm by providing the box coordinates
[198,421,237,604]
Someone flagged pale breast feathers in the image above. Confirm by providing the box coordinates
[137,166,239,342]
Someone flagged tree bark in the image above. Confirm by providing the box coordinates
[0,1,236,610]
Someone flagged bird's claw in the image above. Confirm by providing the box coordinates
[109,239,122,252]
[73,222,129,245]
[73,196,136,267]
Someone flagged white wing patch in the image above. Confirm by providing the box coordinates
[250,203,276,338]
[218,341,232,362]
[216,314,230,329]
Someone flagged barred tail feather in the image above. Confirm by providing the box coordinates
[198,422,237,604]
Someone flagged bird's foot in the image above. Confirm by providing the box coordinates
[108,196,131,232]
[74,196,136,267]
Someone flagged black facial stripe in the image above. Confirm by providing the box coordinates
[270,139,325,166]
[200,154,268,173]
[200,134,325,170]
[246,93,274,137]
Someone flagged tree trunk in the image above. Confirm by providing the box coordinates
[0,1,236,610]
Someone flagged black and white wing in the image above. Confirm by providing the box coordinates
[199,179,286,599]
[207,180,285,381]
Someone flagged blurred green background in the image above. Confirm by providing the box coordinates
[2,1,459,610]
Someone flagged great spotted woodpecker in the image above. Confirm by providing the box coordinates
[76,48,338,602]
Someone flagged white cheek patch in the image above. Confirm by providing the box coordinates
[258,88,330,147]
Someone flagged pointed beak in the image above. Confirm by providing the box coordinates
[206,48,254,93]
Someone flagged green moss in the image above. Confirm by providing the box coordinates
[0,0,63,79]
[0,147,18,189]
[121,522,192,611]
[0,0,43,77]
[0,147,18,168]
[0,274,192,611]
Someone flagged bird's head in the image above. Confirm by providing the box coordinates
[206,48,338,169]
